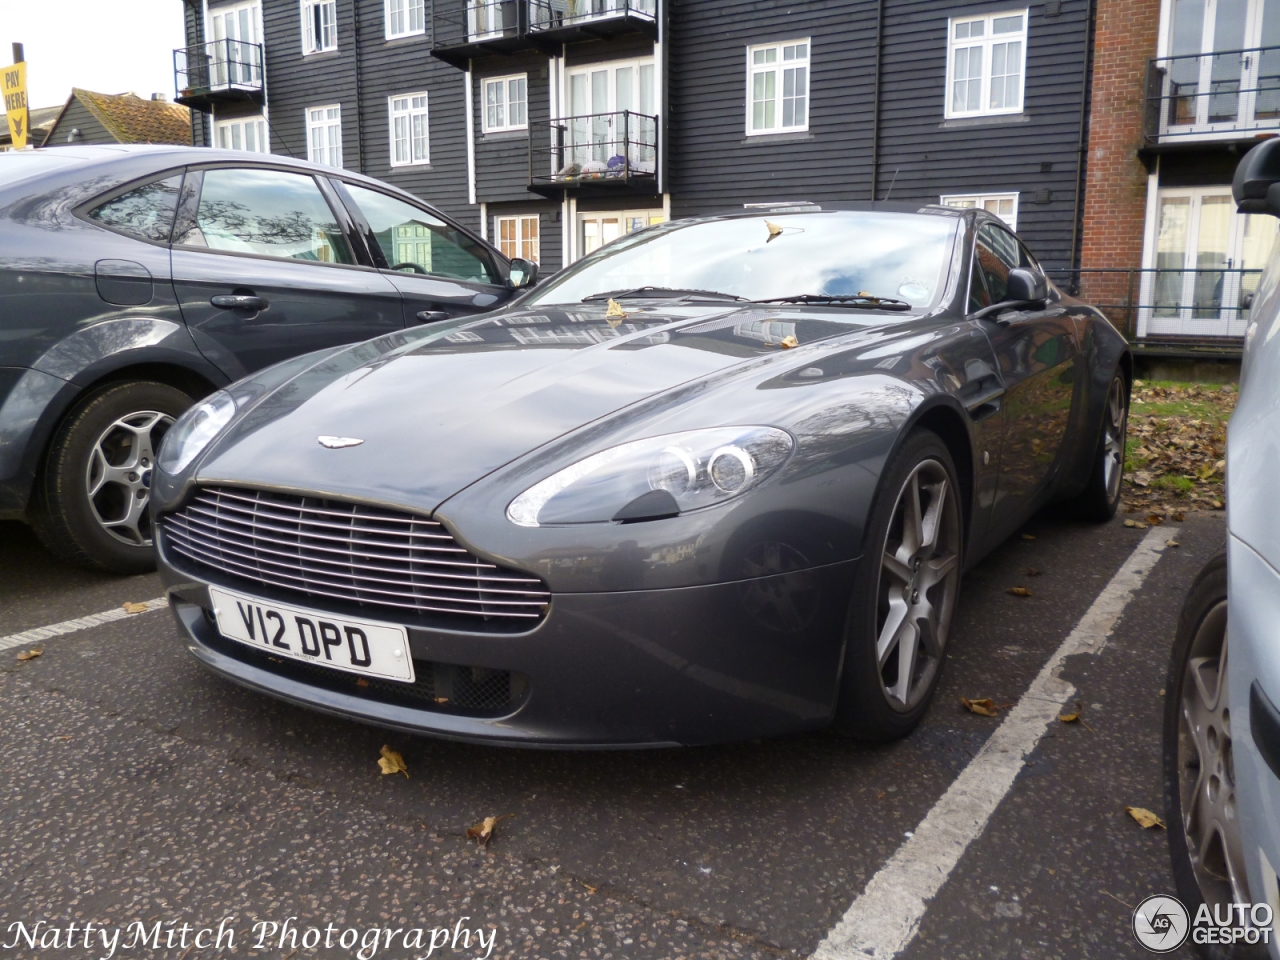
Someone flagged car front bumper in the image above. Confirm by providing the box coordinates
[159,546,859,748]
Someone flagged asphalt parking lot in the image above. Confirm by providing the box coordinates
[0,508,1221,959]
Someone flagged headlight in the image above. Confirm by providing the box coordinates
[156,390,237,475]
[507,426,793,527]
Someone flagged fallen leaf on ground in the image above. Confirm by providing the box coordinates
[1146,514,1164,525]
[1024,568,1042,577]
[467,813,514,846]
[876,791,886,799]
[580,881,598,894]
[1123,519,1148,529]
[575,922,588,931]
[1007,586,1032,597]
[1167,539,1180,548]
[123,601,149,614]
[1058,711,1079,722]
[53,735,71,741]
[1125,806,1166,829]
[1172,510,1186,522]
[16,648,43,661]
[1020,533,1036,541]
[377,745,409,778]
[961,697,999,717]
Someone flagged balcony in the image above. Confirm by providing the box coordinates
[432,0,531,68]
[173,39,265,111]
[528,0,656,46]
[528,110,658,197]
[1144,46,1280,148]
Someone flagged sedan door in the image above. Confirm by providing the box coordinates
[170,165,404,380]
[334,180,511,326]
[971,221,1082,534]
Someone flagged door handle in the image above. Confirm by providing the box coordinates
[211,294,268,311]
[415,310,451,323]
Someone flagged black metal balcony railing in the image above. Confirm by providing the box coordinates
[431,0,528,65]
[1144,45,1280,143]
[529,0,656,33]
[1046,268,1255,354]
[529,110,658,196]
[174,39,265,109]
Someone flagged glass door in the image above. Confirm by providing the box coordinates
[566,59,655,172]
[1166,0,1280,131]
[210,2,260,88]
[577,208,665,258]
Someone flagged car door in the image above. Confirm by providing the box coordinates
[971,220,1082,531]
[169,165,404,380]
[334,180,511,326]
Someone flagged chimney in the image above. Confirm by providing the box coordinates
[151,93,168,101]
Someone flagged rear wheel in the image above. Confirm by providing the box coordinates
[1070,371,1128,521]
[31,381,192,574]
[834,429,963,741]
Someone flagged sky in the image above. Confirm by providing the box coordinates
[1,0,187,114]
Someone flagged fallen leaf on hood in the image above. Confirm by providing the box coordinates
[604,298,627,319]
[765,220,784,241]
[123,601,150,614]
[377,745,409,778]
[1020,533,1036,541]
[1125,806,1166,829]
[779,335,799,349]
[1007,586,1032,597]
[961,697,999,717]
[467,813,514,847]
[1123,519,1148,529]
[16,648,43,661]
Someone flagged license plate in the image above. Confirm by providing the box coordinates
[208,586,416,683]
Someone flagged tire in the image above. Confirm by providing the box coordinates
[834,429,964,741]
[1164,551,1265,959]
[1069,370,1129,521]
[31,381,193,575]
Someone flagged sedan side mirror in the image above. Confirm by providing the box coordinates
[508,258,538,289]
[1006,267,1049,303]
[1234,137,1280,216]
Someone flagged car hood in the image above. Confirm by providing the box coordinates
[196,301,915,510]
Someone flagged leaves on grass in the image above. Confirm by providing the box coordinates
[1007,586,1032,597]
[1125,806,1166,829]
[377,745,409,778]
[123,601,150,614]
[16,648,43,661]
[961,697,999,717]
[1123,382,1235,515]
[467,813,514,847]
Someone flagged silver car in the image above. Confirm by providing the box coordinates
[1165,139,1280,958]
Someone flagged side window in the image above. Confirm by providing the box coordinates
[974,222,1027,304]
[174,167,354,265]
[88,174,184,243]
[968,246,991,312]
[342,182,500,284]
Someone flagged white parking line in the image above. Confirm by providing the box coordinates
[0,596,168,653]
[812,527,1169,960]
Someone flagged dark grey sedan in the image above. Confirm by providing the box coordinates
[0,146,532,573]
[151,202,1131,747]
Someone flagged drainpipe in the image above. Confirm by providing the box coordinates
[869,0,885,200]
[352,0,365,171]
[1070,0,1097,273]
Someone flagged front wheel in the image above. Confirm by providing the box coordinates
[1069,370,1129,521]
[834,429,964,741]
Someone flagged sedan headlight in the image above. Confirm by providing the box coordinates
[156,390,237,475]
[507,426,794,527]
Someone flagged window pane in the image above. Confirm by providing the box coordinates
[993,14,1023,33]
[89,174,183,243]
[412,113,428,161]
[409,0,424,31]
[183,167,353,264]
[345,182,498,283]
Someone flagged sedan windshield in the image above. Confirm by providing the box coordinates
[526,210,959,310]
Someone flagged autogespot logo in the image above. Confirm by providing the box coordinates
[1132,895,1191,953]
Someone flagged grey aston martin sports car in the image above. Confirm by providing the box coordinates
[153,202,1131,747]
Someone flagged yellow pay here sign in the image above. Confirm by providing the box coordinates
[4,62,29,149]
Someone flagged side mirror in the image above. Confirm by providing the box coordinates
[1234,137,1280,216]
[508,258,538,289]
[1006,267,1049,303]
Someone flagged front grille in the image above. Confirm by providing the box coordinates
[162,486,549,627]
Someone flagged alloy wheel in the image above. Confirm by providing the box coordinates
[84,410,174,546]
[1177,601,1250,910]
[875,458,962,712]
[1103,376,1127,502]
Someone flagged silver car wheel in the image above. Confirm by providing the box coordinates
[875,458,962,712]
[85,409,173,547]
[1102,376,1127,502]
[1177,601,1250,909]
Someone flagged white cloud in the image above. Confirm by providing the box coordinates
[2,0,187,112]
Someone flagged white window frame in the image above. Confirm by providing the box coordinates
[384,0,425,39]
[745,39,811,136]
[495,214,540,263]
[215,115,270,153]
[388,93,430,166]
[306,103,343,167]
[482,74,528,133]
[941,192,1019,228]
[301,0,337,54]
[945,9,1028,119]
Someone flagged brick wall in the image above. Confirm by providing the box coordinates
[1078,0,1160,333]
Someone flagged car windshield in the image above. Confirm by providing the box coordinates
[526,210,959,310]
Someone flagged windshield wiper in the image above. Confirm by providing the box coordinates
[583,286,747,302]
[755,293,913,311]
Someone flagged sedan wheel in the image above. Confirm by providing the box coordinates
[1070,370,1129,521]
[85,410,173,546]
[835,429,963,740]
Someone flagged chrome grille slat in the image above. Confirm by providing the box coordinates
[162,487,550,623]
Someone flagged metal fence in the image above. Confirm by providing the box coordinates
[528,0,656,30]
[174,39,264,99]
[530,110,658,190]
[1145,45,1280,140]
